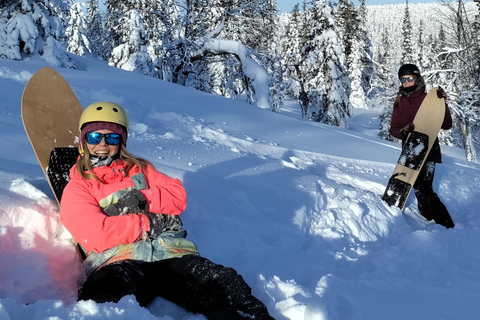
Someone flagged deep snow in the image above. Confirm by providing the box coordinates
[1,55,480,320]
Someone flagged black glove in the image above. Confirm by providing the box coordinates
[145,212,183,239]
[401,122,415,136]
[103,189,148,216]
[437,87,447,100]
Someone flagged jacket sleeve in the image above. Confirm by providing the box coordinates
[140,166,187,215]
[389,104,405,140]
[60,180,150,254]
[442,104,453,130]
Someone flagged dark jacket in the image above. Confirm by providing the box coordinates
[390,83,452,163]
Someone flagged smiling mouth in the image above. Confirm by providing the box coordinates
[94,151,110,156]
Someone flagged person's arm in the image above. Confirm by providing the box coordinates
[140,166,187,215]
[390,104,407,140]
[60,181,150,254]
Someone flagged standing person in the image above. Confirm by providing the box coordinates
[390,64,454,229]
[60,101,274,320]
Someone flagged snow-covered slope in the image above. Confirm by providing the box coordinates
[1,55,480,320]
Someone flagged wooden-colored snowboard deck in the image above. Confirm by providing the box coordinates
[21,67,83,204]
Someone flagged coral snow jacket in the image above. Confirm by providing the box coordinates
[60,159,187,254]
[390,84,452,163]
[60,159,199,283]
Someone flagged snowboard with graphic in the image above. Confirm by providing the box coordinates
[382,87,446,210]
[21,67,83,205]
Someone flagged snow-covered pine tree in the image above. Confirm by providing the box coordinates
[66,1,90,56]
[358,0,374,102]
[144,0,180,81]
[86,0,105,59]
[105,0,155,76]
[0,0,73,67]
[266,44,285,112]
[400,0,415,64]
[109,9,154,75]
[261,0,285,112]
[442,0,480,162]
[177,0,225,91]
[373,30,398,141]
[169,0,273,109]
[416,20,426,70]
[336,0,368,109]
[287,0,315,118]
[281,3,302,99]
[304,0,351,127]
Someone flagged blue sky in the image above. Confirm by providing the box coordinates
[276,0,430,13]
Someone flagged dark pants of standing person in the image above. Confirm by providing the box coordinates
[78,254,274,320]
[413,161,454,228]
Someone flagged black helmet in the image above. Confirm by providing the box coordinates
[398,64,421,79]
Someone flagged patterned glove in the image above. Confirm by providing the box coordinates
[103,189,147,216]
[144,212,183,239]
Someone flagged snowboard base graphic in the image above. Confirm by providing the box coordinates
[382,87,446,210]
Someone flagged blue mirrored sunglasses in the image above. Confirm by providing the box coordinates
[86,132,122,145]
[400,76,415,83]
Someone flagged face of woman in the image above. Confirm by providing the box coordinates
[86,129,120,157]
[401,74,417,88]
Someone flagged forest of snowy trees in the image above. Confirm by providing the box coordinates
[0,0,479,162]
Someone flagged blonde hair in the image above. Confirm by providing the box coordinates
[76,145,153,183]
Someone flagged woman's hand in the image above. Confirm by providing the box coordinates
[145,212,183,239]
[437,87,447,100]
[401,123,415,136]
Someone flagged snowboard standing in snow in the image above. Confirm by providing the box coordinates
[382,87,446,210]
[21,67,83,205]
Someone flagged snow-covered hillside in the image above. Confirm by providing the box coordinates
[1,55,480,320]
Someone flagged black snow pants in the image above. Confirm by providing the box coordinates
[78,254,274,320]
[413,161,454,229]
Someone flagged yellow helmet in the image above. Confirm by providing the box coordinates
[79,101,129,132]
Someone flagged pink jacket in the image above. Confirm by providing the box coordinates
[60,159,187,254]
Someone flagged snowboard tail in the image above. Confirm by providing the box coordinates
[382,173,411,208]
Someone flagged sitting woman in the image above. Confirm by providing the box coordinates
[60,101,274,320]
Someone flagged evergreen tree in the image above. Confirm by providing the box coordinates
[86,0,105,58]
[281,3,302,98]
[109,7,154,76]
[358,0,374,102]
[0,0,73,67]
[264,0,285,112]
[169,0,276,110]
[304,0,351,127]
[336,0,356,64]
[147,0,179,81]
[66,1,90,56]
[296,0,314,118]
[416,20,432,71]
[400,0,415,64]
[105,0,163,76]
